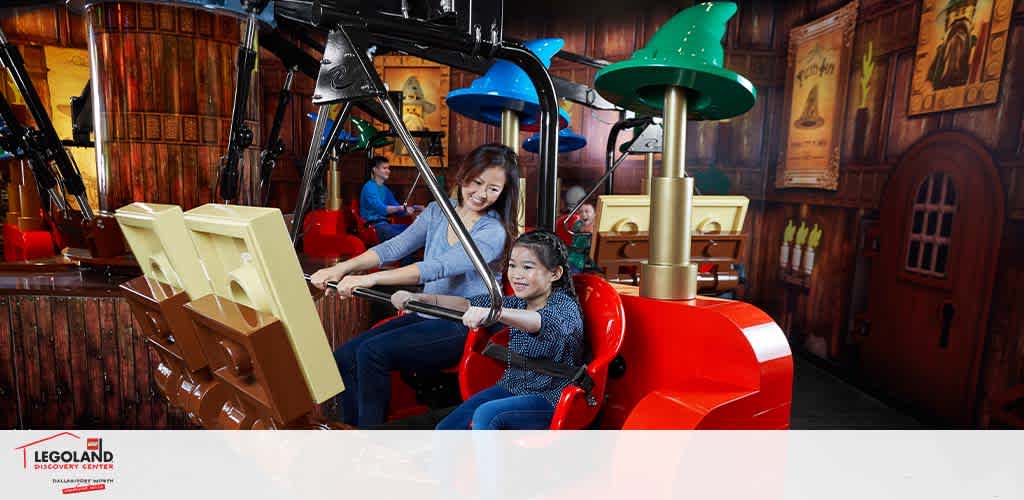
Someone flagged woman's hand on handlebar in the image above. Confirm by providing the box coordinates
[391,290,414,311]
[336,273,379,298]
[309,263,349,290]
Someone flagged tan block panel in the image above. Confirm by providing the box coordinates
[115,202,212,300]
[593,195,750,235]
[183,204,343,403]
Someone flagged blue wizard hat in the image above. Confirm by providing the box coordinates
[522,127,587,154]
[446,38,571,132]
[306,112,358,146]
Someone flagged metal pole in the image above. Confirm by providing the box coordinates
[643,152,655,195]
[641,86,696,300]
[563,146,634,237]
[378,95,503,325]
[494,43,559,231]
[500,109,525,234]
[289,104,332,244]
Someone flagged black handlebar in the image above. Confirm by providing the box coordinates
[304,274,466,322]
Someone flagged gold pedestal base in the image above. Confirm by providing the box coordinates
[640,262,698,300]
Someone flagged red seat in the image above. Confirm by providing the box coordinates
[555,214,580,247]
[457,273,626,429]
[302,209,367,259]
[345,201,380,247]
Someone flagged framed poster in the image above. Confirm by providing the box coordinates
[909,0,1015,115]
[777,1,857,191]
[372,55,450,167]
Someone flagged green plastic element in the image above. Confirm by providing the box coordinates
[783,220,796,244]
[694,164,731,194]
[568,222,597,271]
[808,224,823,249]
[350,117,393,151]
[795,221,809,246]
[859,41,875,109]
[594,2,756,120]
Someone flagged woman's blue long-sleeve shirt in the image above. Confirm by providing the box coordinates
[371,200,506,297]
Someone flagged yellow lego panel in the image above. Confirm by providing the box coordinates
[593,195,749,234]
[692,196,749,234]
[114,203,212,300]
[593,195,651,234]
[182,204,343,403]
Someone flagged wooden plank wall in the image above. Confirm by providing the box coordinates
[0,291,369,429]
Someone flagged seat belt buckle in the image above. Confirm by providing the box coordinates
[571,365,598,407]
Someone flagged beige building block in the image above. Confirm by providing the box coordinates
[593,195,749,235]
[114,202,212,300]
[183,204,343,403]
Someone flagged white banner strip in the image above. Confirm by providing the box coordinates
[2,431,1022,499]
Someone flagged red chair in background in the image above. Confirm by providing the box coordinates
[554,213,580,247]
[302,208,367,259]
[457,273,626,429]
[345,200,381,247]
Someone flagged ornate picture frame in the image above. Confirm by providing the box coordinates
[372,55,450,167]
[777,1,857,191]
[909,0,1015,115]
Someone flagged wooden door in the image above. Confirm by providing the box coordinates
[862,132,1003,426]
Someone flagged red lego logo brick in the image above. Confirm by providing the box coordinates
[86,438,100,451]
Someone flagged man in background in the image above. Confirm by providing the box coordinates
[360,156,417,242]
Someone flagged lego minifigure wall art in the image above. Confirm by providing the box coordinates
[909,0,1015,115]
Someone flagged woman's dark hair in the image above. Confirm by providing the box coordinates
[454,144,520,258]
[512,230,576,299]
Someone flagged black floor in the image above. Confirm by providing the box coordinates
[376,353,922,429]
[790,354,920,429]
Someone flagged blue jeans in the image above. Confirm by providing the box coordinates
[373,222,408,242]
[436,385,554,430]
[333,314,468,427]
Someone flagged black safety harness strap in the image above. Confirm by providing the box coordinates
[482,342,598,407]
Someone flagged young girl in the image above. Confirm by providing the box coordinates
[391,231,584,430]
[309,144,520,427]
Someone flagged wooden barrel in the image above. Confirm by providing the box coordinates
[84,1,261,211]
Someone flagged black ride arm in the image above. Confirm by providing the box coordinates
[0,92,66,212]
[0,27,91,218]
[258,68,295,206]
[218,2,268,203]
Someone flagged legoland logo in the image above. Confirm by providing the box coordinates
[15,432,115,471]
[13,432,116,495]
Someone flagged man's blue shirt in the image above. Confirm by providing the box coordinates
[360,180,400,223]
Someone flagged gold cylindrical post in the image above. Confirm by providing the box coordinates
[641,152,655,194]
[640,86,698,300]
[500,109,519,154]
[501,109,525,234]
[326,154,342,211]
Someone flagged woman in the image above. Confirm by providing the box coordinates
[309,144,520,427]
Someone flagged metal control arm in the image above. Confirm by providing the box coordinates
[0,27,91,218]
[0,92,67,212]
[218,0,270,203]
[293,25,504,325]
[258,68,295,205]
[306,275,467,322]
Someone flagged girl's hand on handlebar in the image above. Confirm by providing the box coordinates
[309,264,348,290]
[462,306,496,329]
[391,290,414,311]
[336,274,379,298]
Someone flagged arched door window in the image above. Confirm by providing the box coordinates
[905,172,957,277]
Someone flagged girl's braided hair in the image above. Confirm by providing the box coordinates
[512,230,577,300]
